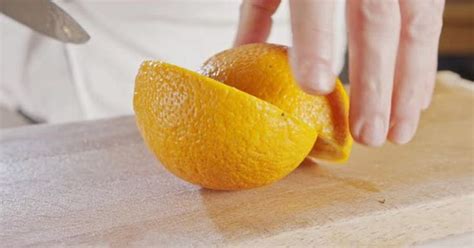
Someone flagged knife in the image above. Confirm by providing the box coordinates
[0,0,90,44]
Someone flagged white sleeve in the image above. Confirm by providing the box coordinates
[0,14,83,123]
[0,15,31,110]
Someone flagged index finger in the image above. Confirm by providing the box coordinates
[289,0,338,94]
[234,0,281,46]
[347,0,401,146]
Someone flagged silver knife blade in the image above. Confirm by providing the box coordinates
[0,0,90,44]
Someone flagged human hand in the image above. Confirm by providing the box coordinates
[234,0,445,146]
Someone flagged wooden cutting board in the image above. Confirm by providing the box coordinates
[1,72,473,247]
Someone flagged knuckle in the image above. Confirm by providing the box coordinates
[403,19,443,43]
[392,107,415,121]
[401,0,444,42]
[390,113,417,128]
[356,0,401,32]
[244,0,281,13]
[295,52,332,72]
[391,98,419,121]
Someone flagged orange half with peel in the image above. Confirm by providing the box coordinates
[201,44,352,162]
[134,43,352,190]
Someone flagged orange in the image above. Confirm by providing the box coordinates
[200,43,352,162]
[133,43,352,190]
[134,62,318,190]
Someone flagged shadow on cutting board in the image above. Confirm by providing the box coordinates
[199,160,381,242]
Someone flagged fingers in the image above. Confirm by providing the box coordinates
[289,0,338,94]
[234,0,281,46]
[421,64,437,110]
[348,0,401,147]
[421,5,445,111]
[388,0,445,144]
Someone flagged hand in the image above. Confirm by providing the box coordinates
[234,0,445,146]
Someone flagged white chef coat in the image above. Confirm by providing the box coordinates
[0,0,346,123]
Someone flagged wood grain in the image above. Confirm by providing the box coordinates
[1,74,473,247]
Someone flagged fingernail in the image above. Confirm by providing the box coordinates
[359,117,387,147]
[292,58,335,95]
[389,121,416,145]
[299,68,335,95]
[421,95,432,110]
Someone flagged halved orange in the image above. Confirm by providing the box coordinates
[200,43,352,162]
[134,62,318,190]
[134,43,352,190]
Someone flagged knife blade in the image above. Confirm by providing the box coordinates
[0,0,90,44]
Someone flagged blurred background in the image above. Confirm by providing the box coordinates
[438,0,474,80]
[0,0,473,129]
